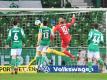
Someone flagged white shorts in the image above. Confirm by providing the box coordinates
[87,51,100,59]
[11,49,22,56]
[36,45,48,53]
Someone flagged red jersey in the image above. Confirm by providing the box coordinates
[53,17,76,41]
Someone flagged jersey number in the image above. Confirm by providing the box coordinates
[14,33,18,41]
[92,36,100,44]
[61,26,68,34]
[43,32,49,39]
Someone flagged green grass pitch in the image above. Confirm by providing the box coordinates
[0,73,107,80]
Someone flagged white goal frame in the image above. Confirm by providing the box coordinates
[0,8,107,11]
[0,8,106,55]
[0,8,106,65]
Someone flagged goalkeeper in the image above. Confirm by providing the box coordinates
[53,14,76,60]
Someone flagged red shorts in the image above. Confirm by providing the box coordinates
[61,36,71,48]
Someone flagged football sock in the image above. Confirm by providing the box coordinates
[35,56,41,65]
[98,59,104,65]
[11,58,16,71]
[87,61,93,72]
[44,55,49,65]
[98,59,105,71]
[16,56,20,67]
[47,48,66,56]
[40,55,46,65]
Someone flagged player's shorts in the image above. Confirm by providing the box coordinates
[61,36,71,48]
[87,51,100,60]
[11,49,22,56]
[36,45,48,53]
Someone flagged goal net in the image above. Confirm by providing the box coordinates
[0,8,106,66]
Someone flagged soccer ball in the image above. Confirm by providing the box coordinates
[35,20,41,25]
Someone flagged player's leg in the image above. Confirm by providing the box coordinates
[47,48,66,56]
[35,53,41,69]
[11,49,17,74]
[16,49,22,67]
[15,49,22,74]
[87,51,93,72]
[40,46,49,66]
[26,46,41,71]
[40,53,47,66]
[39,46,49,72]
[35,46,42,70]
[61,40,75,60]
[95,52,106,72]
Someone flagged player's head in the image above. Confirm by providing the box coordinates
[63,17,66,23]
[92,23,99,29]
[13,20,18,26]
[59,17,64,24]
[43,20,48,26]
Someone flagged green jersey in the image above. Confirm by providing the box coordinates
[39,26,53,46]
[6,26,25,48]
[87,29,104,52]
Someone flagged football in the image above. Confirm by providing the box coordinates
[35,20,41,26]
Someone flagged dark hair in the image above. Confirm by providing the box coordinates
[43,20,48,26]
[92,23,98,29]
[13,20,18,25]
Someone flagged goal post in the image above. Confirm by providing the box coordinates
[0,8,107,11]
[0,8,106,66]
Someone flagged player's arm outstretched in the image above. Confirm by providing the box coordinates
[50,28,54,42]
[66,14,76,28]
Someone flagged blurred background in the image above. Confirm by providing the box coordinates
[0,0,106,8]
